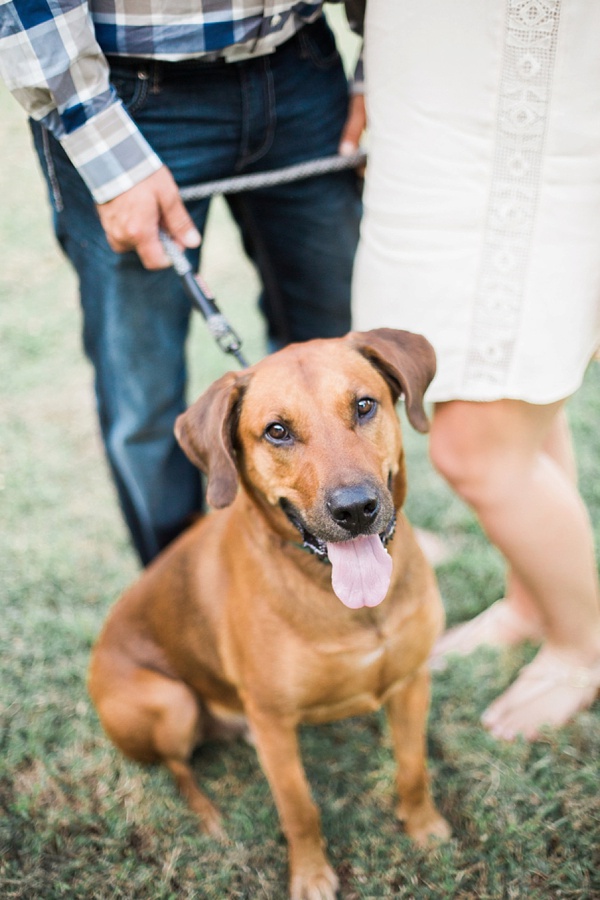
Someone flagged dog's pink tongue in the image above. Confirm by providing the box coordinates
[327,535,393,609]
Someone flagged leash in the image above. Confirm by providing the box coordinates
[160,231,250,368]
[178,151,366,202]
[160,150,366,370]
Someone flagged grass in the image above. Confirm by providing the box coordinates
[1,20,600,898]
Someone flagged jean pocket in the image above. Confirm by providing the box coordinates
[110,68,150,114]
[298,18,341,70]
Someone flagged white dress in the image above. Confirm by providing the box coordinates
[352,0,600,403]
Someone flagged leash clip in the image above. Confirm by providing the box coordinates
[159,230,249,368]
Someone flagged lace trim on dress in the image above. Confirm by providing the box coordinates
[462,0,562,393]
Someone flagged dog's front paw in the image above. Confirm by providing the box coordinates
[407,813,452,847]
[201,811,229,844]
[290,859,339,900]
[397,801,451,847]
[188,794,228,843]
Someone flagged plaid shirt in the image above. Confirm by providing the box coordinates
[0,1,357,203]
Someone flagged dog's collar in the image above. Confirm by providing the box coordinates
[289,539,331,563]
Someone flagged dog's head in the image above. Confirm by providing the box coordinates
[176,328,435,608]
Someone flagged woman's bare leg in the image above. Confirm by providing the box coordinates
[429,399,600,739]
[503,407,580,631]
[431,410,576,659]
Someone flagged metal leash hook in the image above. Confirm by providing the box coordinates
[160,150,367,371]
[159,230,250,369]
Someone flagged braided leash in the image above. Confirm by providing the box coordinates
[160,150,366,368]
[179,150,366,202]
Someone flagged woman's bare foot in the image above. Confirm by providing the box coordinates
[481,646,600,740]
[430,599,544,670]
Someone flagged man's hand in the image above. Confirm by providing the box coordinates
[338,92,366,175]
[96,166,201,270]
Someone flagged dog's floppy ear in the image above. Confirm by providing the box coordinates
[175,370,249,508]
[348,328,437,433]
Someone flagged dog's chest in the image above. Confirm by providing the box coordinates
[295,628,415,724]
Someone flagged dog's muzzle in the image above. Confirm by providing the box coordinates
[279,476,398,609]
[279,493,396,563]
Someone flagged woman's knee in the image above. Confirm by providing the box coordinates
[429,399,564,503]
[428,401,512,508]
[429,414,476,500]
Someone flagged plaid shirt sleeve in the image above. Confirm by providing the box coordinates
[0,0,162,203]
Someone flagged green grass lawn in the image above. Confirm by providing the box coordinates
[1,35,599,900]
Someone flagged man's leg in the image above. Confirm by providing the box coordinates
[29,52,259,564]
[30,123,208,565]
[227,16,362,347]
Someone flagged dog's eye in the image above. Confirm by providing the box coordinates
[357,397,377,420]
[265,422,292,444]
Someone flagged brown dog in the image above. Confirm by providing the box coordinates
[88,328,450,899]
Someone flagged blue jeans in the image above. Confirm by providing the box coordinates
[31,16,361,565]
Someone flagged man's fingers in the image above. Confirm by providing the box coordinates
[162,204,201,251]
[338,93,366,157]
[96,166,201,270]
[154,169,200,256]
[135,234,173,270]
[101,215,172,269]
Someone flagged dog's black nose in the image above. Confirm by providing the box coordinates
[327,485,380,534]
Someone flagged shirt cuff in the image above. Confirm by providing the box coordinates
[60,101,163,204]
